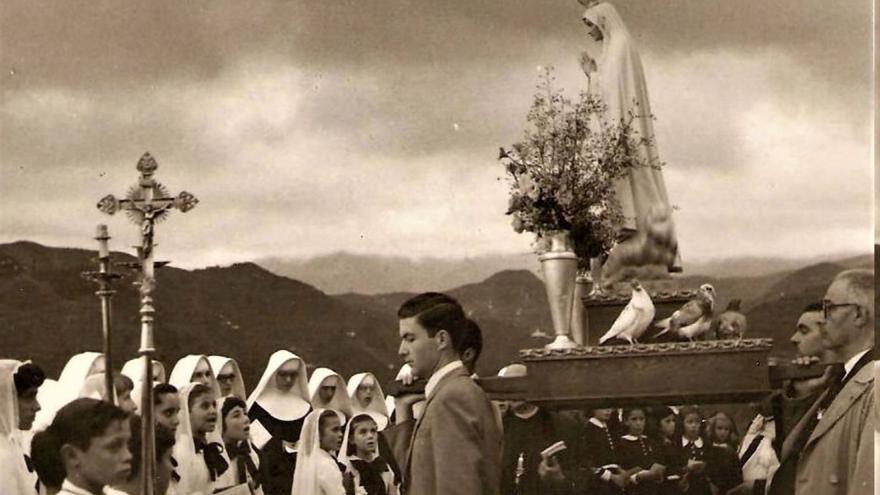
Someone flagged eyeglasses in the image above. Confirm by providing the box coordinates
[216,373,236,383]
[822,300,861,319]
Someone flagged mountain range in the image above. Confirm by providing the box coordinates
[0,241,873,392]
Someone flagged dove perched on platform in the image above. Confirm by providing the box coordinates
[655,284,716,339]
[715,299,747,339]
[599,280,655,345]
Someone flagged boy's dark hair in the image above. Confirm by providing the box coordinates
[115,373,134,395]
[459,318,483,363]
[318,409,340,435]
[346,413,378,455]
[154,382,178,405]
[125,415,176,481]
[13,362,45,396]
[221,396,248,433]
[802,302,824,313]
[31,429,66,491]
[188,383,212,409]
[397,292,469,351]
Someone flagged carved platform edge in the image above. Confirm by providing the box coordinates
[520,338,774,360]
[582,289,697,306]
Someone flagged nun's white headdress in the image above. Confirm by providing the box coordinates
[169,354,220,397]
[208,355,246,400]
[308,368,353,418]
[347,372,389,431]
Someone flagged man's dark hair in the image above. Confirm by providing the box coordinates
[398,292,469,352]
[459,318,483,363]
[221,396,248,433]
[13,362,45,396]
[802,302,824,313]
[125,414,176,481]
[154,382,178,405]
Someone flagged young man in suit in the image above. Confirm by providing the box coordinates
[396,292,502,495]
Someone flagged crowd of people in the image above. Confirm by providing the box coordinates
[0,269,874,495]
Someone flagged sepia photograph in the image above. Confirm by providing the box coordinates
[0,1,876,494]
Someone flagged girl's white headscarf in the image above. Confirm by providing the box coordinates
[173,382,218,495]
[346,373,388,431]
[33,351,104,432]
[208,356,247,400]
[308,368,353,418]
[291,408,347,495]
[121,358,166,408]
[169,354,221,398]
[246,350,311,421]
[0,360,35,495]
[337,412,378,469]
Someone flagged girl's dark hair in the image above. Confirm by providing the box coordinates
[154,383,178,405]
[679,405,703,421]
[13,362,46,395]
[188,383,212,409]
[621,407,647,421]
[221,396,248,433]
[31,398,129,485]
[346,413,377,455]
[125,415,176,481]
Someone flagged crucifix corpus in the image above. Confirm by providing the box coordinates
[97,152,198,495]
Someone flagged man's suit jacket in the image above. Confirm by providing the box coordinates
[405,366,503,495]
[773,360,875,495]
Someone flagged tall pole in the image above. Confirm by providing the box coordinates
[97,152,198,495]
[82,225,121,404]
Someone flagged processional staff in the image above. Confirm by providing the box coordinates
[81,225,122,405]
[97,152,198,495]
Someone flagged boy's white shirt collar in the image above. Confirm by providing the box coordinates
[60,479,96,495]
[425,360,463,398]
[588,417,608,429]
[621,434,646,440]
[682,437,704,448]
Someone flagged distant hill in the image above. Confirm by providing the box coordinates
[0,241,872,389]
[258,250,867,295]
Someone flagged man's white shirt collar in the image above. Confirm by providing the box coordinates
[425,360,463,398]
[682,437,703,448]
[588,417,608,429]
[843,349,870,379]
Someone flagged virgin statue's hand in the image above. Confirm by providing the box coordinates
[580,51,597,74]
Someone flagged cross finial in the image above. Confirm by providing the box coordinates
[137,152,159,176]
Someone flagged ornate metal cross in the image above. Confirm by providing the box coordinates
[97,152,197,495]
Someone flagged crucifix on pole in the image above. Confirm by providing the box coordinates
[97,152,197,495]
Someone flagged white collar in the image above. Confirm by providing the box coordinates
[61,479,97,495]
[682,437,703,448]
[588,417,608,429]
[843,349,870,378]
[512,405,540,420]
[425,360,463,398]
[621,434,646,441]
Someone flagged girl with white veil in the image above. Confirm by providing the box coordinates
[346,373,389,431]
[209,355,247,400]
[580,1,682,282]
[308,368,353,419]
[169,354,221,398]
[292,408,354,495]
[246,350,312,495]
[173,382,228,495]
[0,360,36,494]
[33,351,104,432]
[338,413,396,495]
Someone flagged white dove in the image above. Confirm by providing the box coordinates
[598,280,655,345]
[655,284,716,339]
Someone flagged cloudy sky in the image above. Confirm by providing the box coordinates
[1,0,874,269]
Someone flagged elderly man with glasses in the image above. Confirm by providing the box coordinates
[769,269,875,495]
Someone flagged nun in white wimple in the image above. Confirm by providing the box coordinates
[121,357,166,408]
[173,382,227,495]
[169,354,220,397]
[291,408,352,495]
[308,368,353,419]
[346,373,389,431]
[33,351,105,432]
[0,360,37,494]
[208,355,246,400]
[246,350,312,495]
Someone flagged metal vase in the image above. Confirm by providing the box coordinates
[539,231,579,350]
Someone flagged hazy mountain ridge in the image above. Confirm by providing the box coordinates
[0,241,872,390]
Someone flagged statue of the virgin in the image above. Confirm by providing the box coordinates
[579,0,682,291]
